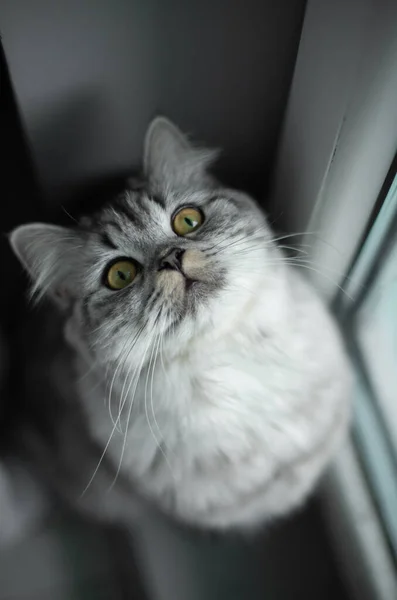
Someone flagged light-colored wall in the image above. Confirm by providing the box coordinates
[0,0,305,204]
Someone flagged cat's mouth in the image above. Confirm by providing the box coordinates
[183,275,197,290]
[156,249,221,325]
[157,268,200,298]
[158,263,197,289]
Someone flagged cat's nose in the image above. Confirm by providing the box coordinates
[159,248,185,271]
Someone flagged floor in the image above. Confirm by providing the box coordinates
[0,496,350,600]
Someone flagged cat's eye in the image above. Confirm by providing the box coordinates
[172,207,203,236]
[106,260,137,290]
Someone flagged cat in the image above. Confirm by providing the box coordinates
[2,117,351,541]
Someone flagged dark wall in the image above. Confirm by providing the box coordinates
[0,42,43,316]
[0,0,305,209]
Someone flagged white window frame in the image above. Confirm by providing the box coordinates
[269,0,397,598]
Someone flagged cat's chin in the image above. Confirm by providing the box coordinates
[159,280,219,336]
[156,265,225,339]
[157,269,185,300]
[160,269,217,304]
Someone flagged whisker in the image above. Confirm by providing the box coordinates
[281,259,354,300]
[270,231,320,244]
[159,334,171,382]
[108,329,155,490]
[279,254,364,288]
[278,245,308,256]
[150,333,173,458]
[213,234,265,254]
[145,333,174,475]
[61,205,79,224]
[81,325,147,495]
[114,324,146,431]
[107,335,133,432]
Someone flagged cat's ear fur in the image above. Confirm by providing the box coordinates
[143,116,218,191]
[9,223,82,308]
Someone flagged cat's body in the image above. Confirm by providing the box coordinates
[2,117,351,540]
[79,265,349,530]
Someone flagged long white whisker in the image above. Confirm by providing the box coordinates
[81,326,147,495]
[113,325,146,432]
[108,331,154,490]
[278,245,309,256]
[146,334,175,475]
[271,231,320,243]
[106,335,133,433]
[159,334,171,383]
[279,255,363,293]
[150,333,172,459]
[113,326,148,433]
[281,260,354,300]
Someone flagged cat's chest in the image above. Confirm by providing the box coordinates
[87,330,300,454]
[85,338,267,462]
[130,336,292,450]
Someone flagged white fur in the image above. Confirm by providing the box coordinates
[9,117,352,533]
[80,261,351,530]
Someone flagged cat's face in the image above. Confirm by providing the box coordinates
[10,118,274,366]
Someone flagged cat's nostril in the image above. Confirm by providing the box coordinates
[174,249,185,262]
[160,248,185,271]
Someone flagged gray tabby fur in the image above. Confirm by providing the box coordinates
[2,117,351,540]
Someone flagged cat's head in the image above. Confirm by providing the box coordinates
[10,118,276,365]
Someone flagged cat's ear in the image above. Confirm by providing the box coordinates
[9,223,82,308]
[143,116,217,190]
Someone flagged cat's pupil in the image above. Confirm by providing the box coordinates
[185,218,194,227]
[118,271,126,280]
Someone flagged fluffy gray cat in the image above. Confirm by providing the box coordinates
[1,117,351,541]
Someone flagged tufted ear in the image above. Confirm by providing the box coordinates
[9,223,83,308]
[143,116,218,191]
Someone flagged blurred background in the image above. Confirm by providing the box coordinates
[1,0,396,599]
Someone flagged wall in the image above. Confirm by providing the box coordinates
[0,0,305,208]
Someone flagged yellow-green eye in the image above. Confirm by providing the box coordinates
[172,207,203,236]
[106,260,137,290]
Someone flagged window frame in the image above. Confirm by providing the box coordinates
[339,166,397,561]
